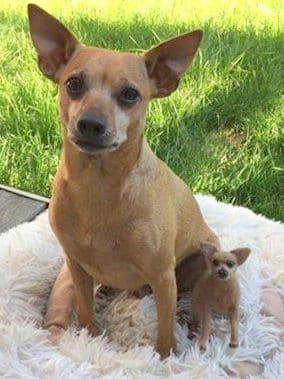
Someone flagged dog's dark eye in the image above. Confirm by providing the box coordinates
[119,86,140,104]
[212,259,219,266]
[227,260,235,268]
[66,76,85,98]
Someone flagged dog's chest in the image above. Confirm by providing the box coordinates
[51,200,152,289]
[208,281,239,312]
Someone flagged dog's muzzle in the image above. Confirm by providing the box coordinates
[218,268,228,279]
[72,113,118,153]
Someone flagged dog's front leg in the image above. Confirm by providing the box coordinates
[45,259,75,343]
[66,256,96,335]
[229,306,239,348]
[150,268,177,359]
[198,306,211,350]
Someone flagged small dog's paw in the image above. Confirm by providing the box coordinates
[47,325,65,345]
[229,341,239,348]
[198,338,207,351]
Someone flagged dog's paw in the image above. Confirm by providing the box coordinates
[199,344,207,351]
[89,325,100,338]
[229,341,239,348]
[198,338,207,351]
[157,339,177,360]
[47,325,65,345]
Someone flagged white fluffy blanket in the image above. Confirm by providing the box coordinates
[0,195,284,378]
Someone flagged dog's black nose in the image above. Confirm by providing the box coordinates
[77,114,106,136]
[218,268,228,279]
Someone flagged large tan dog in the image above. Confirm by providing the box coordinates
[28,4,220,358]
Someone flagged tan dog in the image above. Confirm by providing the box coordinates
[28,4,220,358]
[191,243,250,350]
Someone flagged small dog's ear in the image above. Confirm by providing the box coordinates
[230,248,251,266]
[200,242,218,260]
[143,30,202,98]
[27,4,80,82]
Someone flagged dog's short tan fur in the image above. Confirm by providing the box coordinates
[28,4,220,358]
[191,243,250,350]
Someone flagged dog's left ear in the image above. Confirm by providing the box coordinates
[143,30,202,98]
[230,248,251,266]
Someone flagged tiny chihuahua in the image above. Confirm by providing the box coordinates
[191,243,250,350]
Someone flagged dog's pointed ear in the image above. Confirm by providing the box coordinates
[200,242,218,261]
[230,248,251,266]
[143,30,202,98]
[28,4,80,82]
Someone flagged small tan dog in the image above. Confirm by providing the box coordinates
[28,4,220,358]
[191,243,250,350]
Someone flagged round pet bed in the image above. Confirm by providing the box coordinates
[0,195,283,378]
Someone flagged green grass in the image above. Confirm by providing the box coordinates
[0,0,283,221]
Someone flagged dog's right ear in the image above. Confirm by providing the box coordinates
[27,4,80,82]
[200,242,218,261]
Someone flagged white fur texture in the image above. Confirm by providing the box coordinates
[0,195,283,378]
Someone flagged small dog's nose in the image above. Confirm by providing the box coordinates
[218,268,228,279]
[77,114,106,136]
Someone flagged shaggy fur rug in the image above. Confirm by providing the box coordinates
[0,195,284,378]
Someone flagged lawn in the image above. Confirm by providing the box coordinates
[0,0,283,221]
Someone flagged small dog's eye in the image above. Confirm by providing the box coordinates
[227,261,235,268]
[66,76,85,98]
[120,86,140,104]
[212,259,219,266]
